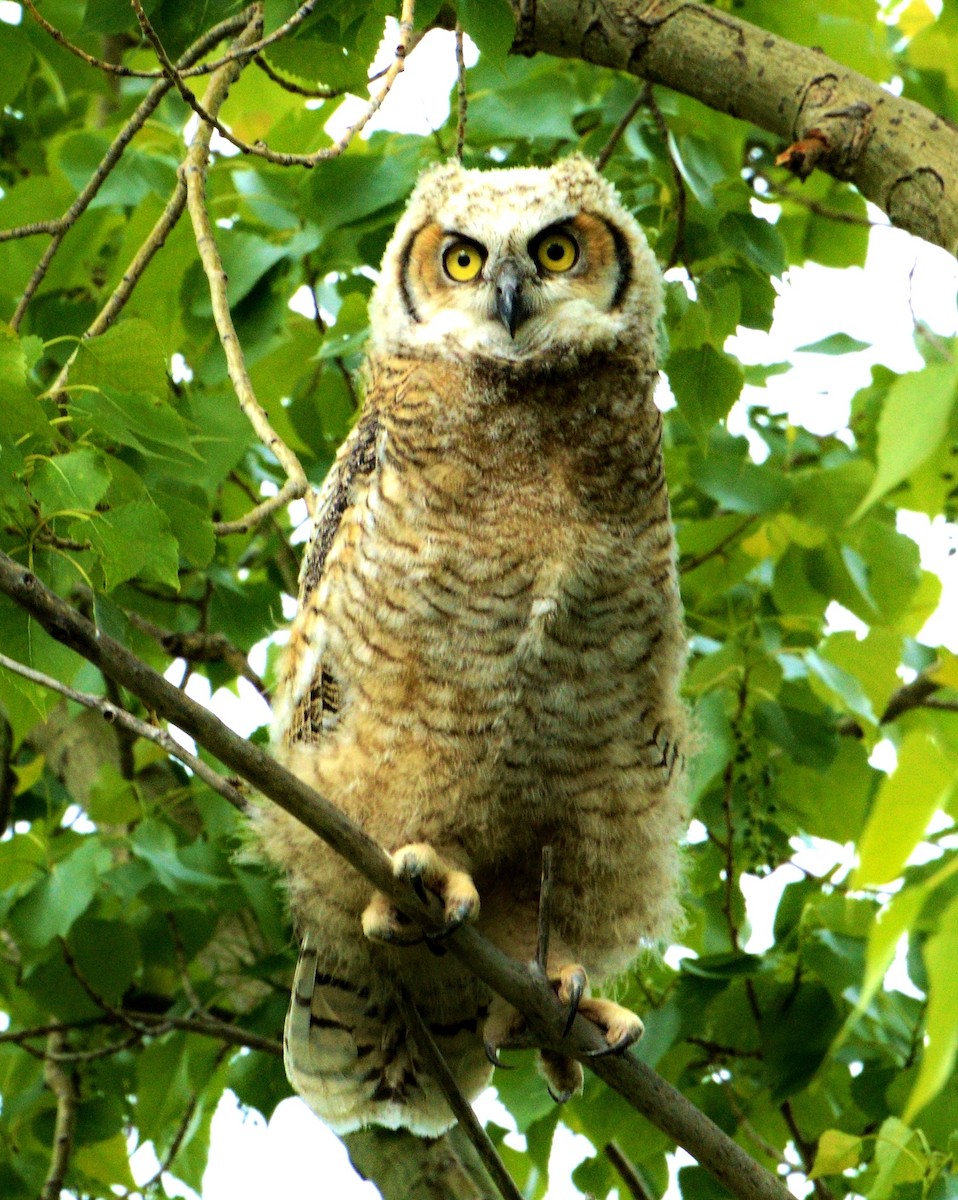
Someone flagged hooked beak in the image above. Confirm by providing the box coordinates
[494,262,530,338]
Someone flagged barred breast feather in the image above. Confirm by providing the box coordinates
[256,348,687,1135]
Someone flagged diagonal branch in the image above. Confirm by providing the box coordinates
[0,549,790,1200]
[399,991,524,1200]
[0,650,249,814]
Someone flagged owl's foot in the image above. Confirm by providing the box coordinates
[482,997,535,1067]
[538,1049,584,1104]
[577,996,645,1056]
[361,842,480,944]
[552,963,644,1055]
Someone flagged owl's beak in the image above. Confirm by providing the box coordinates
[493,262,529,338]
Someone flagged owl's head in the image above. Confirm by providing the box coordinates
[368,156,662,370]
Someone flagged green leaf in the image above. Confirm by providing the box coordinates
[666,346,744,448]
[0,326,52,442]
[851,364,958,520]
[29,449,112,516]
[904,892,958,1120]
[457,0,516,66]
[71,319,170,399]
[796,333,871,355]
[811,1129,862,1177]
[854,731,956,887]
[130,820,227,891]
[0,22,32,108]
[86,500,180,590]
[7,839,113,949]
[718,212,786,277]
[67,917,140,1005]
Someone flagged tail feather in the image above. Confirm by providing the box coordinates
[285,934,493,1136]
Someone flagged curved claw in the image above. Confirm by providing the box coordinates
[484,1040,515,1069]
[408,872,429,905]
[583,1032,637,1058]
[562,975,584,1038]
[547,1086,573,1104]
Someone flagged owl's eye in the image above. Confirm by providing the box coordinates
[443,241,485,282]
[533,231,579,273]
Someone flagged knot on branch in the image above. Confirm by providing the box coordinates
[788,75,873,181]
[887,166,947,249]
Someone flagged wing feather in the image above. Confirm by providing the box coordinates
[273,407,381,747]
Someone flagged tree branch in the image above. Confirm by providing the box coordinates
[512,0,958,254]
[399,992,524,1200]
[179,14,313,527]
[0,549,790,1200]
[134,0,418,168]
[40,1032,79,1200]
[3,10,253,329]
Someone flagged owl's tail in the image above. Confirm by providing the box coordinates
[284,933,492,1136]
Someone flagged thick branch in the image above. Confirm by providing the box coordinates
[0,550,789,1200]
[513,0,958,254]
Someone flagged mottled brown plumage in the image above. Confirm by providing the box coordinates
[256,156,687,1135]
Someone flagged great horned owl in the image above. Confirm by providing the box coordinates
[258,155,687,1135]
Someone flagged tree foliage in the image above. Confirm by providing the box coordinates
[1,2,957,1199]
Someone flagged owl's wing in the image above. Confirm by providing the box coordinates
[273,406,380,748]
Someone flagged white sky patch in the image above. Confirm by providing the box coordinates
[323,26,478,144]
[0,2,21,25]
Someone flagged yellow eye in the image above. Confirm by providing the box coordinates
[443,241,484,282]
[534,231,579,273]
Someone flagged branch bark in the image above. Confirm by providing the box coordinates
[0,549,790,1200]
[511,0,958,254]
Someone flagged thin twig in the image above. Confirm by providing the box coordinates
[214,479,311,536]
[455,24,468,160]
[132,1046,230,1195]
[641,83,690,273]
[605,1142,654,1200]
[399,990,525,1200]
[179,15,313,527]
[680,518,757,574]
[0,650,249,813]
[40,1032,79,1200]
[133,0,418,168]
[24,0,322,82]
[536,844,554,973]
[781,1101,833,1200]
[5,11,251,329]
[595,90,646,171]
[0,1012,282,1058]
[124,610,266,695]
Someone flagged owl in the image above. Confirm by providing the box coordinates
[257,155,688,1136]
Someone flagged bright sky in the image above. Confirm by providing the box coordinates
[2,7,948,1196]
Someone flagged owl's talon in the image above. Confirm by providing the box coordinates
[583,1033,633,1057]
[576,996,644,1056]
[548,1085,573,1104]
[484,1040,514,1069]
[409,873,429,905]
[552,964,588,1038]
